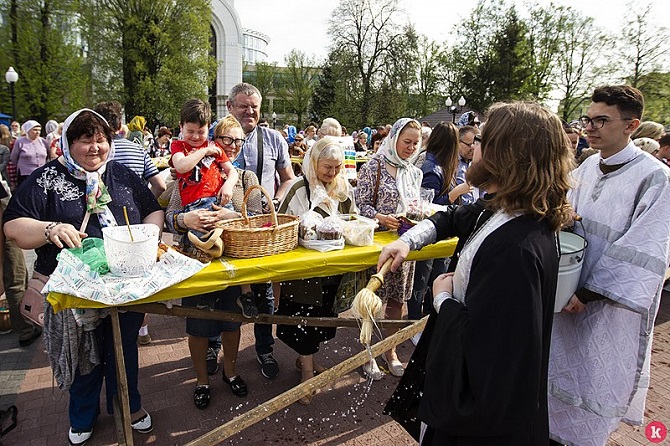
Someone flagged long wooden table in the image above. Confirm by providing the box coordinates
[48,232,456,445]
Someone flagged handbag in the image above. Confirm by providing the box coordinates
[21,272,49,327]
[332,269,372,314]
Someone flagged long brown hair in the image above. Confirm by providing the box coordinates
[466,102,573,231]
[425,122,459,198]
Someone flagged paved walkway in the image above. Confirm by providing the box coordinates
[0,280,668,445]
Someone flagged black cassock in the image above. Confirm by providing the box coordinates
[386,214,558,446]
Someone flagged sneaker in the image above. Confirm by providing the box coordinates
[68,427,93,446]
[206,347,219,375]
[130,411,153,434]
[137,333,152,345]
[362,358,384,381]
[237,292,259,318]
[257,352,279,379]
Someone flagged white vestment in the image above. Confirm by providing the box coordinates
[549,142,670,446]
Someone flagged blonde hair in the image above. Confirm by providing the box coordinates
[631,121,664,140]
[466,102,573,231]
[213,114,243,138]
[304,136,349,203]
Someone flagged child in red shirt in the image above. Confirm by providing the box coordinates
[171,99,238,242]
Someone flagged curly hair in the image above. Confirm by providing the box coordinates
[466,102,573,231]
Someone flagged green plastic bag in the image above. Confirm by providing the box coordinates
[67,237,109,275]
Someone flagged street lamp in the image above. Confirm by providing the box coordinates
[272,111,277,129]
[445,95,466,124]
[5,67,18,121]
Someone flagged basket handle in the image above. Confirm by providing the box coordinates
[241,184,279,228]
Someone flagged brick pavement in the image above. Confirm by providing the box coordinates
[1,291,669,445]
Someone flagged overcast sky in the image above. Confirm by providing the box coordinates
[235,0,669,64]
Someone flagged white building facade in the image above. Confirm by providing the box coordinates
[210,0,269,116]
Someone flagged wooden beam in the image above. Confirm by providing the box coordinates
[185,316,428,446]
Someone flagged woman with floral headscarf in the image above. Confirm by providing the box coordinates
[3,109,163,445]
[10,120,49,185]
[276,136,357,404]
[355,118,423,380]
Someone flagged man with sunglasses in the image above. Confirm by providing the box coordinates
[454,125,480,204]
[548,85,670,445]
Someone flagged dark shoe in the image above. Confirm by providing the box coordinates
[257,352,279,379]
[130,410,153,433]
[68,427,93,446]
[223,374,248,397]
[19,325,43,347]
[137,333,152,345]
[193,385,211,409]
[206,347,219,375]
[237,292,259,318]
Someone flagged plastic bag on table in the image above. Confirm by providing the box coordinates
[64,237,109,275]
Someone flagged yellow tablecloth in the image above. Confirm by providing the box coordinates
[48,232,456,311]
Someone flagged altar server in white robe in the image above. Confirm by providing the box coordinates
[549,85,670,446]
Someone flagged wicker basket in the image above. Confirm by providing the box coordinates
[217,184,299,258]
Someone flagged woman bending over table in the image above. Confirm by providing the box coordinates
[276,136,357,404]
[3,109,164,446]
[355,118,423,380]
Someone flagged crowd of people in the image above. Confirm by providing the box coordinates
[0,82,669,446]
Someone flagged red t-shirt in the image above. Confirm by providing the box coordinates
[170,140,230,205]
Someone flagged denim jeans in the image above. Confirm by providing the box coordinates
[252,283,275,355]
[68,311,145,431]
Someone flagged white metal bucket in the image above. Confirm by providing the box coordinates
[102,224,159,277]
[554,231,587,312]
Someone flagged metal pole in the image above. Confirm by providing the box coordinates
[9,82,16,121]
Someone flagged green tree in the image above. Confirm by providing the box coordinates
[554,11,611,121]
[0,0,91,123]
[450,2,530,112]
[244,61,278,118]
[328,0,406,127]
[276,50,319,127]
[617,2,670,88]
[88,0,216,128]
[636,71,670,125]
[310,53,337,124]
[411,36,447,118]
[524,3,569,101]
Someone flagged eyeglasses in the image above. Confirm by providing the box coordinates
[579,116,633,129]
[460,140,475,148]
[216,136,245,147]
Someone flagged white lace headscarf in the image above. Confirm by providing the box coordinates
[377,118,423,212]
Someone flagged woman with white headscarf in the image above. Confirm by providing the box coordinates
[9,120,49,184]
[3,109,163,445]
[355,118,423,380]
[276,136,357,404]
